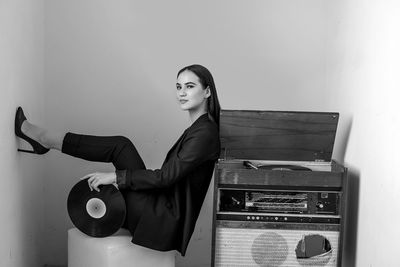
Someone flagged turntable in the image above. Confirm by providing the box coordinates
[211,110,348,267]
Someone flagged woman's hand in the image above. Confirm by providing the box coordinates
[80,172,117,192]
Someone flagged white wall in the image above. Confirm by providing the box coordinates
[43,1,328,266]
[325,1,400,266]
[0,0,45,266]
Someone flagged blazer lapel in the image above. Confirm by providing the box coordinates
[163,129,188,163]
[163,114,209,164]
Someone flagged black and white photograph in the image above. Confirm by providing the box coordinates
[1,1,399,267]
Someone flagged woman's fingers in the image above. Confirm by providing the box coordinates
[91,180,101,192]
[80,173,97,191]
[88,174,101,192]
[90,176,99,191]
[88,177,96,191]
[80,173,94,180]
[80,172,113,192]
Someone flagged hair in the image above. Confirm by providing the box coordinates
[177,64,221,127]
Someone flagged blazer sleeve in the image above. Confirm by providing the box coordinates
[116,125,219,191]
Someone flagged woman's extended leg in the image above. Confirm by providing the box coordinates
[21,121,145,170]
[61,133,145,170]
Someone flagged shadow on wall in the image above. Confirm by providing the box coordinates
[335,116,353,164]
[336,117,359,267]
[342,167,360,267]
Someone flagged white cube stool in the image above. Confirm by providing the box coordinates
[68,228,176,267]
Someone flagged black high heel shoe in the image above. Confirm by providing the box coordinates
[15,107,50,154]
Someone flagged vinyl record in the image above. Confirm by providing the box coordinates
[258,164,312,171]
[67,179,126,237]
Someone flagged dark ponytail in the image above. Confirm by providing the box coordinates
[177,64,221,128]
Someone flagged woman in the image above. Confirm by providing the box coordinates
[15,64,221,256]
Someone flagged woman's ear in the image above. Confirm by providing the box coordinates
[205,86,211,98]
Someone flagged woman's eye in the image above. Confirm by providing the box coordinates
[176,85,181,90]
[187,85,194,89]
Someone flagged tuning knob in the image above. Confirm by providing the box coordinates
[316,202,324,209]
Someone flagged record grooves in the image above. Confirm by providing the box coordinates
[243,161,312,171]
[258,164,312,171]
[67,179,126,237]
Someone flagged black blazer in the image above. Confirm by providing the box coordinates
[116,113,220,255]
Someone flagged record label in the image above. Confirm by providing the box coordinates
[67,179,126,237]
[86,198,106,219]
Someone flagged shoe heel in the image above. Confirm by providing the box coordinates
[15,107,50,155]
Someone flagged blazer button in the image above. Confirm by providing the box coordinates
[166,202,172,209]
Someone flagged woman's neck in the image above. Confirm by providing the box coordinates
[188,109,207,124]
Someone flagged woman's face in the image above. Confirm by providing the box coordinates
[176,70,210,112]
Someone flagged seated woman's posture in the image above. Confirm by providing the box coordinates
[15,64,221,256]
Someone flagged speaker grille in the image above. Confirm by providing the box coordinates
[215,227,339,266]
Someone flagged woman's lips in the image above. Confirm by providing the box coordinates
[179,100,188,104]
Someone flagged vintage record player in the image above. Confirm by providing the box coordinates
[211,110,348,267]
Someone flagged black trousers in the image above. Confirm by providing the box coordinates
[62,132,147,230]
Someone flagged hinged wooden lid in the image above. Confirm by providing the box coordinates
[219,110,339,162]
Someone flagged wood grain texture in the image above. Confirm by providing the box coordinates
[220,110,339,161]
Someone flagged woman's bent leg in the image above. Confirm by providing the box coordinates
[61,132,145,170]
[62,132,148,231]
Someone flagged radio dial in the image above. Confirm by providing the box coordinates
[316,202,324,209]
